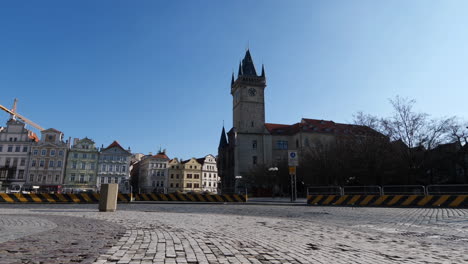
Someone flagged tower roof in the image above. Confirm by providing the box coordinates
[240,49,258,76]
[218,126,228,148]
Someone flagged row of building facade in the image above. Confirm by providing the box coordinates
[0,118,219,193]
[132,152,220,194]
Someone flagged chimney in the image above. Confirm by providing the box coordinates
[73,138,79,146]
[67,136,71,148]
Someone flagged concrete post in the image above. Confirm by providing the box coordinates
[99,184,118,212]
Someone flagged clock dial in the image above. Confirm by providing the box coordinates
[248,88,257,96]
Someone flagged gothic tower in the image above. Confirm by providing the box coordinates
[231,49,266,133]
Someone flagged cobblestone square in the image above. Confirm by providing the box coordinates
[0,203,467,263]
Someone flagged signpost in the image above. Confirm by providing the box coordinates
[288,151,298,202]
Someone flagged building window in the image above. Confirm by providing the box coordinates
[252,140,257,149]
[107,177,111,183]
[82,153,87,159]
[0,145,3,152]
[5,158,11,166]
[50,150,56,156]
[31,160,36,167]
[41,149,46,156]
[100,177,104,183]
[80,174,85,183]
[22,146,28,152]
[90,163,95,170]
[91,154,96,159]
[187,174,192,179]
[276,140,288,150]
[122,165,126,172]
[171,174,174,178]
[18,170,24,179]
[176,174,179,179]
[176,183,179,187]
[55,175,59,182]
[33,149,38,155]
[304,138,309,147]
[253,156,257,165]
[70,173,76,182]
[186,183,192,188]
[89,175,93,183]
[49,160,54,167]
[170,183,173,187]
[81,162,86,169]
[58,150,64,156]
[30,174,34,182]
[39,160,45,167]
[296,139,299,148]
[57,160,62,167]
[109,165,113,172]
[194,174,200,179]
[7,145,13,152]
[15,145,20,152]
[251,121,254,127]
[20,158,25,166]
[72,161,77,169]
[194,183,199,188]
[102,164,106,171]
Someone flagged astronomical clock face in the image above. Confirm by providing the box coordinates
[248,88,257,97]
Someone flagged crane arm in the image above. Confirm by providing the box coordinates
[0,104,44,131]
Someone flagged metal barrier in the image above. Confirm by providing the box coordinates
[382,185,426,195]
[427,184,468,195]
[307,186,343,196]
[343,185,382,195]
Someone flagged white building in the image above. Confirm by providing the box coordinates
[197,154,220,193]
[97,141,132,193]
[0,119,38,191]
[138,151,170,193]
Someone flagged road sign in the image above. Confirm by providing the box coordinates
[289,166,296,174]
[288,150,298,166]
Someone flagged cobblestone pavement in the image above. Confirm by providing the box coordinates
[0,203,467,263]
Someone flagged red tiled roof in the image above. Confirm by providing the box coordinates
[152,153,169,160]
[103,140,129,152]
[264,118,379,136]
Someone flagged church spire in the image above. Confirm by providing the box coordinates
[240,49,257,76]
[238,61,242,76]
[231,72,235,85]
[261,64,265,78]
[218,126,228,149]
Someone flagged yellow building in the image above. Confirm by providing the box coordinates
[181,158,202,193]
[167,158,183,193]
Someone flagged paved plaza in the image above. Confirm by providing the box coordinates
[0,203,467,264]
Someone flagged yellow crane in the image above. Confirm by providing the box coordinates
[0,99,44,131]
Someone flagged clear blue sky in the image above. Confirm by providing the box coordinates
[1,1,467,159]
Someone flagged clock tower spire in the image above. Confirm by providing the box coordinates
[231,49,266,133]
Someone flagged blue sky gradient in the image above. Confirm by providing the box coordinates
[1,1,467,159]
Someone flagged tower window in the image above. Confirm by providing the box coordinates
[252,140,257,149]
[251,121,254,127]
[252,156,257,165]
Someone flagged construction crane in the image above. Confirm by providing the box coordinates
[0,99,44,131]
